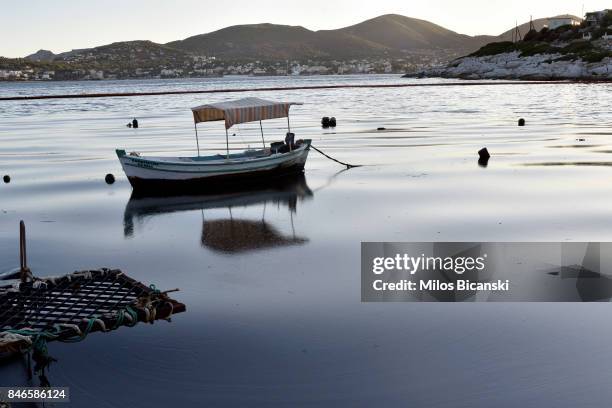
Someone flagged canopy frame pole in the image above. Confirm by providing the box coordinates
[225,128,230,159]
[259,120,266,149]
[287,113,292,151]
[287,114,291,133]
[194,123,201,157]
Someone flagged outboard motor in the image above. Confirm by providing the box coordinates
[270,141,284,154]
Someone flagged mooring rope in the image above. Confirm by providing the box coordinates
[310,145,362,169]
[0,80,602,101]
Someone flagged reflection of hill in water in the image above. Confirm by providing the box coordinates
[123,174,313,252]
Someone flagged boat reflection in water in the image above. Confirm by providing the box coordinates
[123,174,313,253]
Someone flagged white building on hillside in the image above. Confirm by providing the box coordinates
[547,16,582,30]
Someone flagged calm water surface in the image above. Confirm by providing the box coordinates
[1,75,612,407]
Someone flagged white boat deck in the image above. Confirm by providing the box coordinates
[129,148,273,165]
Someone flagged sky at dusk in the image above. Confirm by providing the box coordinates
[1,0,610,57]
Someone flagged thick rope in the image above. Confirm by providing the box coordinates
[310,145,362,169]
[0,81,599,102]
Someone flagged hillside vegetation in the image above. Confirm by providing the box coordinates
[470,12,612,63]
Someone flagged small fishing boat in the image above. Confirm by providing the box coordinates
[116,97,311,190]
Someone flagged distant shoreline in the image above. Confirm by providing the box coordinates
[0,72,417,84]
[0,72,389,83]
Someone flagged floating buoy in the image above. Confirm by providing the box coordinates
[478,147,490,159]
[478,147,490,167]
[329,117,337,127]
[321,117,330,128]
[2,175,10,184]
[518,118,525,126]
[132,118,139,129]
[377,127,386,131]
[127,123,132,128]
[105,173,115,185]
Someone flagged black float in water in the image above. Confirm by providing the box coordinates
[518,118,525,126]
[127,123,132,128]
[321,117,330,128]
[3,175,10,184]
[478,147,490,159]
[105,173,115,185]
[377,127,386,131]
[132,118,139,128]
[329,117,337,127]
[478,147,490,167]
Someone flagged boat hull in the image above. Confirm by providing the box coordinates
[117,140,311,191]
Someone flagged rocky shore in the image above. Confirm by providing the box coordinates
[408,51,612,80]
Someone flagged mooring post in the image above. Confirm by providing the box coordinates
[19,220,29,283]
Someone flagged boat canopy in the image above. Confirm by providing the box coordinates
[191,97,302,129]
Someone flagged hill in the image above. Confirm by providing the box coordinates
[16,14,584,65]
[167,14,496,60]
[323,14,495,53]
[6,13,594,81]
[53,40,192,69]
[167,24,324,60]
[2,41,214,81]
[25,49,56,62]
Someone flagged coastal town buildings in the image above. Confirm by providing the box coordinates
[585,9,611,26]
[0,55,439,81]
